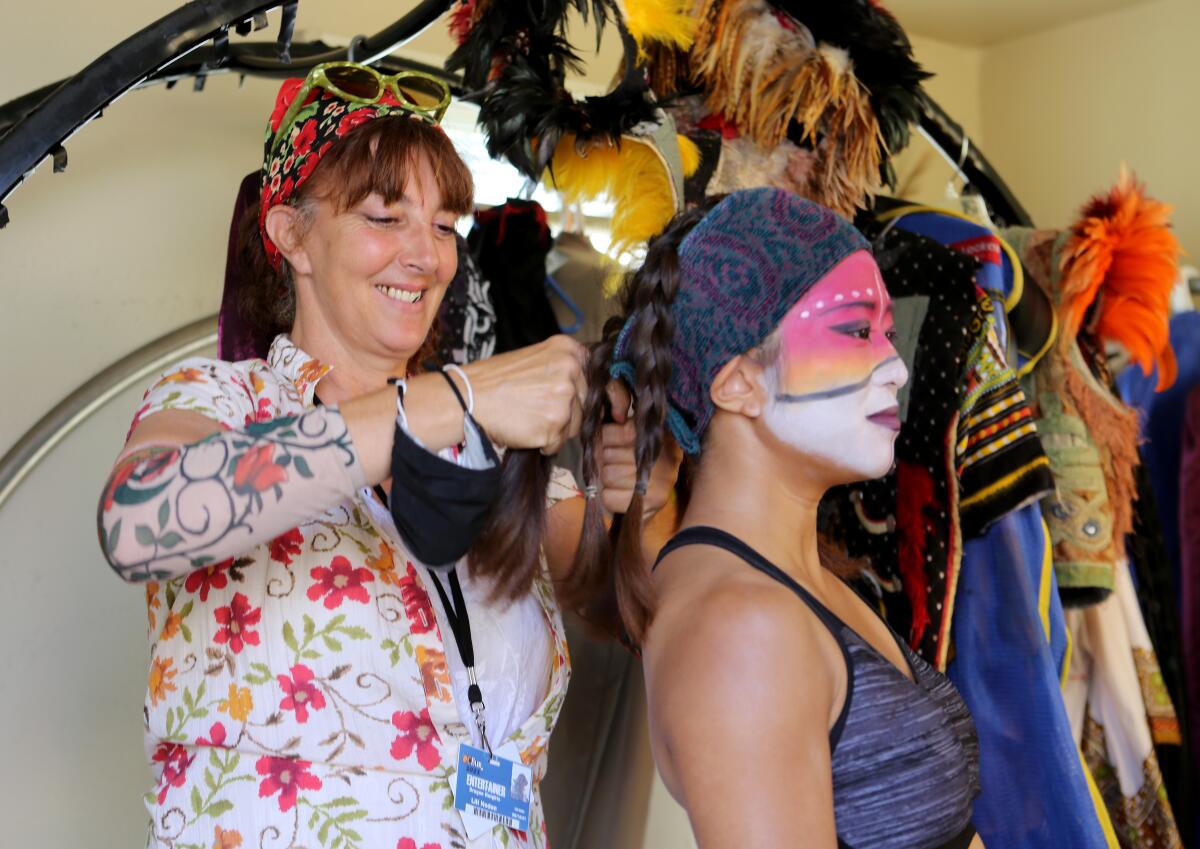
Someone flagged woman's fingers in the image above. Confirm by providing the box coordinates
[605,379,632,424]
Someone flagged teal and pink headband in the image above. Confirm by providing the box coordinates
[610,188,870,454]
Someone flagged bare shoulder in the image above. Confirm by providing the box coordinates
[645,543,843,755]
[643,545,844,846]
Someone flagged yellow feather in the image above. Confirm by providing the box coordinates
[678,134,701,176]
[544,132,686,257]
[623,0,698,51]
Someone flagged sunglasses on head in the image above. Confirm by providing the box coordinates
[270,62,452,156]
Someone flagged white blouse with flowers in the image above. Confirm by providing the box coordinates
[131,334,573,849]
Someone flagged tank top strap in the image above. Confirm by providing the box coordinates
[654,526,849,641]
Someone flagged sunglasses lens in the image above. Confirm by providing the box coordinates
[324,65,383,100]
[395,76,449,109]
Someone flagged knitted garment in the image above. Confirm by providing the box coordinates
[619,188,868,451]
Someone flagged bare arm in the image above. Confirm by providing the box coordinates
[646,580,842,848]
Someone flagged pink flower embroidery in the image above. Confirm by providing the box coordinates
[397,840,442,849]
[244,397,273,425]
[213,592,262,654]
[151,742,195,804]
[277,664,326,724]
[398,562,436,634]
[256,756,321,813]
[307,556,373,609]
[196,721,229,748]
[390,708,441,770]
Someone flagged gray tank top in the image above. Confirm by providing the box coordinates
[656,526,980,849]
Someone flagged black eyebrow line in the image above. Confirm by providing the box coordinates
[774,356,902,403]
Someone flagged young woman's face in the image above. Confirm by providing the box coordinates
[298,155,459,365]
[760,250,908,482]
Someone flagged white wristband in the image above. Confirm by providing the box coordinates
[442,364,474,414]
[392,378,411,432]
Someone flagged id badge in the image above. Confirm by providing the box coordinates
[452,742,532,838]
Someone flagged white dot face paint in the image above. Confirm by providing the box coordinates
[760,250,910,482]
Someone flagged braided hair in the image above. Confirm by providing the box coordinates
[564,199,722,643]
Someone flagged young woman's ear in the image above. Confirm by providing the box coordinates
[264,204,312,277]
[710,354,771,419]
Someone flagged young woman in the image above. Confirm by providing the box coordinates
[97,64,672,848]
[573,188,982,848]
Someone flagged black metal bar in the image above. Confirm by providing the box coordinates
[0,0,284,207]
[917,96,1033,227]
[0,0,455,209]
[0,0,1030,234]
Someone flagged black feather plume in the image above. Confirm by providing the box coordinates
[770,0,930,181]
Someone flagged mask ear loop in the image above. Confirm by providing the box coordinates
[442,364,475,414]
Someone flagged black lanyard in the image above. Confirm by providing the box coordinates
[427,568,492,753]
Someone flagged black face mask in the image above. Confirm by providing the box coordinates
[387,375,502,568]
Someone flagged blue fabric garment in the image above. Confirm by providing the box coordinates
[1116,310,1200,597]
[950,506,1110,849]
[886,208,1111,848]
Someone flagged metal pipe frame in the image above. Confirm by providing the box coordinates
[0,315,218,510]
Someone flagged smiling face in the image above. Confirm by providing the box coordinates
[296,154,460,365]
[759,249,908,482]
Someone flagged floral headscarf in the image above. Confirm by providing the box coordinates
[258,79,423,270]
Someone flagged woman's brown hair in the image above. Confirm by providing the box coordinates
[563,200,721,643]
[236,114,474,362]
[237,114,555,600]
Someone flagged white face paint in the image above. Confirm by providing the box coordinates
[759,251,909,483]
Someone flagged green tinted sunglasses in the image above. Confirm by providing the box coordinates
[271,62,452,156]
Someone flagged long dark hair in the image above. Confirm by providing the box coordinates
[563,200,720,643]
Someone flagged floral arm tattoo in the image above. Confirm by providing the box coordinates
[97,407,365,583]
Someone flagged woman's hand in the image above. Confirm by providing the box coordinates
[463,335,588,454]
[597,380,683,520]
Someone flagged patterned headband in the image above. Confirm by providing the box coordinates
[611,187,870,454]
[258,79,436,271]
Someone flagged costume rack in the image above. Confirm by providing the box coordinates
[0,0,1032,232]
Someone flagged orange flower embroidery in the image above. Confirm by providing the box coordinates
[145,582,161,632]
[149,656,177,706]
[212,825,243,849]
[416,646,452,703]
[248,370,265,394]
[219,683,254,722]
[365,542,399,586]
[295,359,329,391]
[160,611,183,641]
[160,367,207,384]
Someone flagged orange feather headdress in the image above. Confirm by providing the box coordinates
[1059,168,1182,390]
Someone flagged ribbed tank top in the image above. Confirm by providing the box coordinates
[655,526,981,849]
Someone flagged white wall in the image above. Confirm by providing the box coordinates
[890,34,985,210]
[0,375,208,847]
[980,0,1200,251]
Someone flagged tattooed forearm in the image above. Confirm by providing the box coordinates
[97,407,365,583]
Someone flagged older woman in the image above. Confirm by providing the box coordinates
[97,64,668,849]
[573,189,982,848]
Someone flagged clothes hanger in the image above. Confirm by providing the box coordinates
[544,273,584,334]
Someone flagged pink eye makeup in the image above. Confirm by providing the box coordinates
[773,250,900,403]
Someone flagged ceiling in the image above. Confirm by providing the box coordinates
[881,0,1159,46]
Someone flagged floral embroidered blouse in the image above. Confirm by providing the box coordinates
[129,335,573,849]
